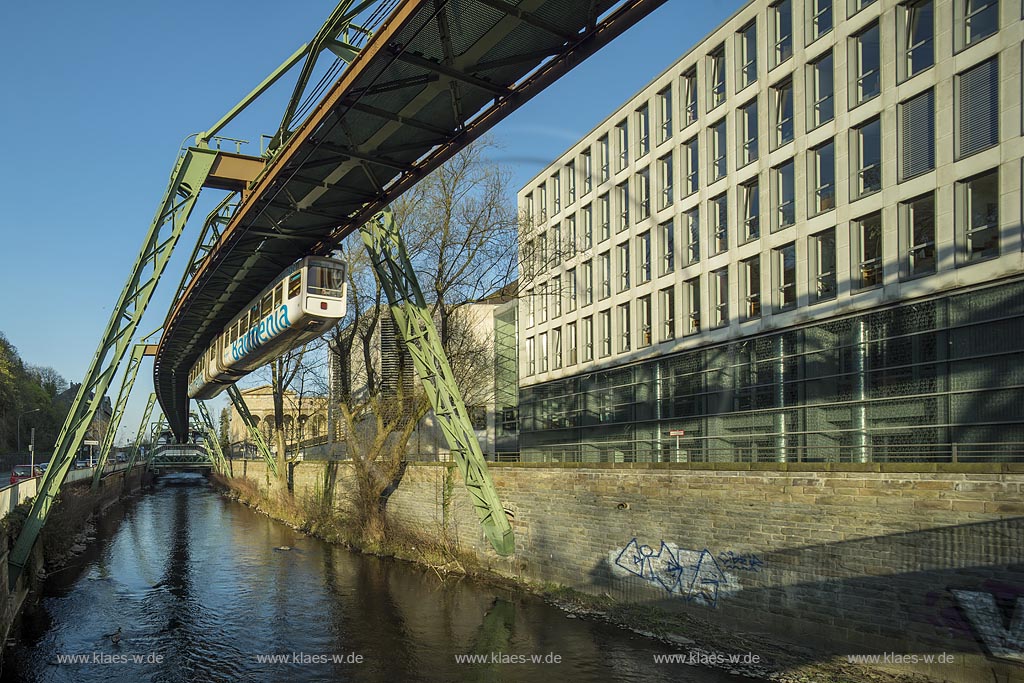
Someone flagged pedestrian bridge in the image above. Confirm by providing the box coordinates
[148,445,214,472]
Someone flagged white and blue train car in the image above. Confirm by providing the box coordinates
[186,256,347,400]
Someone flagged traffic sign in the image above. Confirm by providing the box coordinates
[668,429,686,436]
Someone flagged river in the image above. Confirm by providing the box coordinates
[2,473,750,682]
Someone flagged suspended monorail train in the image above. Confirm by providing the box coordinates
[186,256,347,400]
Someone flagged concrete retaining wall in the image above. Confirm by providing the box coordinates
[234,459,1024,682]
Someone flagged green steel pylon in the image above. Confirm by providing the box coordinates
[92,342,153,490]
[359,209,514,556]
[145,415,166,469]
[227,384,278,477]
[123,393,157,477]
[7,148,219,588]
[196,401,229,475]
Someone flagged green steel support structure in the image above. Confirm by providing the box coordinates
[227,384,278,477]
[123,393,157,478]
[196,401,229,475]
[145,415,166,469]
[91,342,154,490]
[360,210,514,556]
[7,148,218,588]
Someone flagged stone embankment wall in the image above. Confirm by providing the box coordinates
[233,459,1024,683]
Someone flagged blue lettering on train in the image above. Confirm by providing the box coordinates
[230,305,291,361]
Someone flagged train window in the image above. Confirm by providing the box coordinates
[308,263,346,297]
[273,283,281,308]
[260,293,272,317]
[250,305,259,327]
[288,272,301,298]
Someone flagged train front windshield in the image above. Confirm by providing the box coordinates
[307,263,346,297]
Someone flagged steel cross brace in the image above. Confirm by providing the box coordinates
[145,415,166,469]
[7,148,219,588]
[359,209,514,556]
[227,384,279,478]
[196,401,229,475]
[123,393,157,477]
[91,342,154,490]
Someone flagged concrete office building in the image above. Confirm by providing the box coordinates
[516,0,1024,462]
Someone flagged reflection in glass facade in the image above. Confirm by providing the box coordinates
[519,279,1024,463]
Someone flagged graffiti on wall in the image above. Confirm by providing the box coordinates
[611,538,763,608]
[950,588,1024,663]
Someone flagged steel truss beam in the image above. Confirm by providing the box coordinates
[146,415,166,468]
[196,402,229,475]
[7,148,218,588]
[360,209,514,556]
[91,342,156,490]
[124,393,157,477]
[227,384,279,477]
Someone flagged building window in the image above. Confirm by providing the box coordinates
[660,286,676,341]
[616,181,629,232]
[772,0,793,67]
[566,268,577,312]
[617,241,631,292]
[738,21,757,89]
[581,259,593,306]
[526,337,535,375]
[958,169,999,262]
[709,44,726,110]
[551,274,562,318]
[637,167,651,220]
[639,295,652,347]
[854,212,883,289]
[525,288,535,327]
[712,267,729,327]
[599,251,611,299]
[583,316,594,361]
[739,99,758,166]
[565,161,576,206]
[618,302,631,352]
[538,183,547,219]
[810,0,832,41]
[658,152,673,210]
[522,238,535,281]
[685,276,701,334]
[810,228,836,302]
[852,22,880,106]
[811,139,835,215]
[616,119,629,172]
[539,281,548,323]
[711,192,728,254]
[682,68,698,127]
[773,160,795,231]
[772,79,794,148]
[599,135,610,183]
[551,327,562,370]
[900,89,935,180]
[850,0,876,15]
[525,193,534,224]
[901,193,936,278]
[808,50,834,128]
[853,117,882,199]
[551,172,561,214]
[637,231,652,284]
[957,58,999,159]
[900,0,933,81]
[582,149,592,195]
[659,219,675,275]
[566,214,577,258]
[551,223,562,261]
[636,104,650,159]
[710,118,727,182]
[539,332,548,373]
[685,207,700,264]
[683,137,699,196]
[741,178,759,242]
[581,204,593,250]
[775,242,797,311]
[599,192,611,241]
[537,232,548,269]
[599,310,612,357]
[657,86,673,144]
[742,256,761,320]
[960,0,998,50]
[566,321,578,365]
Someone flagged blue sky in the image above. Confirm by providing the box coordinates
[0,0,743,445]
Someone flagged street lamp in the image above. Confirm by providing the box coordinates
[17,408,41,456]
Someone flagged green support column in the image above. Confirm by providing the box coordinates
[359,209,514,556]
[196,401,228,475]
[146,415,166,469]
[8,148,219,588]
[92,343,149,490]
[123,393,156,477]
[227,384,278,477]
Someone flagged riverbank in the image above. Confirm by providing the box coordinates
[211,470,937,683]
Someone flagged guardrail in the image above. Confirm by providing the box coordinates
[0,463,136,520]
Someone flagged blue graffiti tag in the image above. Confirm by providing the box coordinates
[614,538,735,608]
[718,551,764,573]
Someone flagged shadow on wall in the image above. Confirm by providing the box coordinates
[584,517,1023,668]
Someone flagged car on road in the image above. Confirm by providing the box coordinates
[37,462,49,473]
[74,460,89,470]
[10,465,43,486]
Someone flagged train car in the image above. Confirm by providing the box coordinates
[186,256,347,400]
